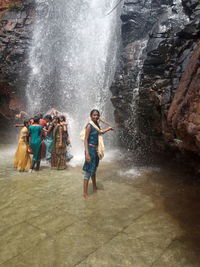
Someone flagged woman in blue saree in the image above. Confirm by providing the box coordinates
[44,115,54,162]
[83,109,113,199]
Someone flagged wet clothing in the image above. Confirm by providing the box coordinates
[39,119,47,128]
[62,124,69,145]
[44,122,54,160]
[83,123,99,179]
[39,119,47,159]
[14,127,31,171]
[51,125,66,170]
[29,125,42,162]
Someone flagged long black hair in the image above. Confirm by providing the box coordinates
[60,115,66,121]
[53,116,60,123]
[38,113,43,119]
[23,120,29,127]
[33,116,40,124]
[90,109,100,117]
[45,115,52,121]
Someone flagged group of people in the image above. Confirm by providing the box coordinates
[14,112,70,172]
[14,109,114,198]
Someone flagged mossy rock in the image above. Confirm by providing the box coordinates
[8,4,24,11]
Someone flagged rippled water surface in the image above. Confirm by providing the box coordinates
[0,145,200,266]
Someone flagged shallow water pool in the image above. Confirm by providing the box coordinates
[0,145,200,266]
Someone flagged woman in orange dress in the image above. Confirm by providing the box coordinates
[14,120,31,171]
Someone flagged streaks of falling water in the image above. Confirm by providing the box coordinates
[26,0,121,158]
[119,0,189,151]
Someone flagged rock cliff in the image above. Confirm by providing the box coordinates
[111,0,200,157]
[0,0,34,122]
[1,0,200,157]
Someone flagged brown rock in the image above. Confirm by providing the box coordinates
[167,41,200,153]
[9,93,24,111]
[0,0,21,10]
[0,0,22,18]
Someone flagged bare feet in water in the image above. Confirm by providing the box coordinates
[83,194,94,199]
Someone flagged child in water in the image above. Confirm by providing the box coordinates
[83,109,113,199]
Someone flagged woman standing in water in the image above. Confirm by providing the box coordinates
[14,120,31,171]
[83,109,113,199]
[29,116,43,171]
[51,116,67,170]
[44,115,54,162]
[60,115,70,146]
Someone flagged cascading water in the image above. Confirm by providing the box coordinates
[26,0,121,159]
[122,39,148,148]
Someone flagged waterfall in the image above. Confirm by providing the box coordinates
[26,0,121,158]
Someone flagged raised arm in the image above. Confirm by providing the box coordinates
[99,118,113,127]
[14,124,24,127]
[101,127,113,134]
[20,111,29,117]
[43,124,53,133]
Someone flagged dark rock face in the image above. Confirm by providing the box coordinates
[0,0,35,121]
[111,0,200,155]
[182,0,199,17]
[0,0,35,142]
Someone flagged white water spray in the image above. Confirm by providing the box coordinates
[26,0,121,160]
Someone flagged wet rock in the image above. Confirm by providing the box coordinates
[167,42,200,153]
[2,10,27,20]
[0,0,35,123]
[3,19,17,31]
[9,48,24,60]
[182,0,199,17]
[110,0,200,156]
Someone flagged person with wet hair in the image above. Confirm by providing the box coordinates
[60,115,73,161]
[60,115,69,143]
[29,118,34,126]
[14,120,31,172]
[51,116,67,170]
[83,109,113,199]
[44,115,54,162]
[29,116,43,172]
[37,113,47,128]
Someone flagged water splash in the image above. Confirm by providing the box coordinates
[26,0,120,114]
[26,0,121,159]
